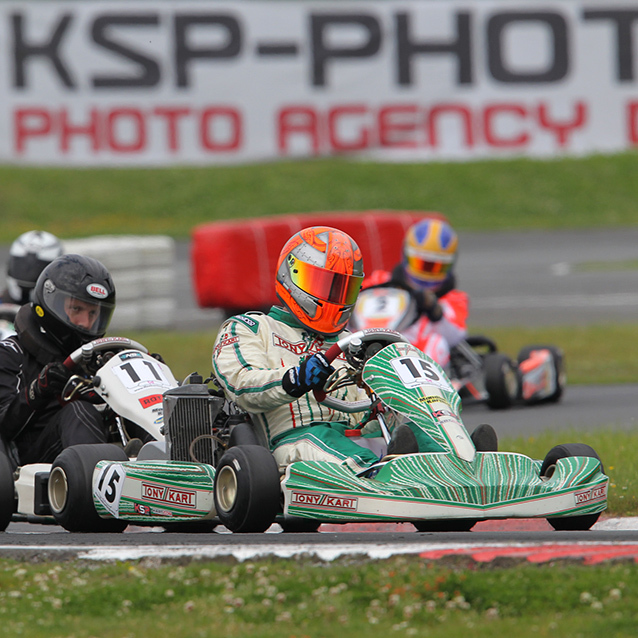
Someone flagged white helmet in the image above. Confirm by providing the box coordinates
[6,230,64,305]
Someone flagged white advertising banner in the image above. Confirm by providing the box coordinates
[1,0,638,165]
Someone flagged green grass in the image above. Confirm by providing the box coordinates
[2,152,638,241]
[0,557,635,638]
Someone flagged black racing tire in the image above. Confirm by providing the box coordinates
[48,444,129,533]
[0,450,15,532]
[279,517,322,533]
[541,443,604,531]
[414,519,477,532]
[214,445,280,533]
[517,344,566,403]
[483,352,520,410]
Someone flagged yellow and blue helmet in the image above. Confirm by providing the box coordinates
[402,218,458,290]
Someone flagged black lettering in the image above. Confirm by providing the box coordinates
[92,14,161,88]
[583,10,638,81]
[396,12,472,86]
[488,12,568,83]
[310,14,381,87]
[12,13,75,88]
[174,14,241,88]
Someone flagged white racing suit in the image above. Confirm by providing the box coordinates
[212,306,388,472]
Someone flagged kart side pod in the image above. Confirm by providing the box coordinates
[92,460,217,523]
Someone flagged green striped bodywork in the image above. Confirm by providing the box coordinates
[362,342,465,453]
[93,460,216,523]
[283,452,607,521]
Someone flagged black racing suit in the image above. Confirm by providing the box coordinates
[0,305,109,467]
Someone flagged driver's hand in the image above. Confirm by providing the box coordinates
[282,352,335,398]
[419,289,443,322]
[27,362,72,408]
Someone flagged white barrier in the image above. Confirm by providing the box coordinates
[63,236,176,331]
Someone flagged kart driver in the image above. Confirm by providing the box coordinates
[212,226,446,473]
[0,254,116,468]
[362,218,469,369]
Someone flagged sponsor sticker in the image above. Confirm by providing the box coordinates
[291,491,358,511]
[139,394,163,409]
[141,482,196,508]
[232,314,259,334]
[87,283,109,299]
[574,484,607,505]
[119,351,143,361]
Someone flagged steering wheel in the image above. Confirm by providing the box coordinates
[63,336,149,373]
[313,329,409,410]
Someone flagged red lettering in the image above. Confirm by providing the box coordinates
[60,108,100,152]
[12,106,244,155]
[628,102,638,145]
[378,105,418,148]
[106,109,146,152]
[327,105,370,151]
[483,104,529,148]
[14,109,53,153]
[200,108,241,151]
[538,102,587,147]
[154,107,191,152]
[278,106,320,153]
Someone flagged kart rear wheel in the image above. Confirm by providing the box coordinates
[517,344,566,403]
[0,450,16,532]
[49,444,129,533]
[414,519,477,532]
[214,445,280,533]
[483,353,519,410]
[541,443,604,531]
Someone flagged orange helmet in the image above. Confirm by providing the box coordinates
[275,227,364,335]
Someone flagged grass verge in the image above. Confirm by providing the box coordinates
[0,557,635,638]
[3,153,638,241]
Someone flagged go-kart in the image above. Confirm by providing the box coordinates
[349,285,566,410]
[28,329,607,534]
[0,336,188,531]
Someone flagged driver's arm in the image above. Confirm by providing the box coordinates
[0,340,39,440]
[212,316,300,413]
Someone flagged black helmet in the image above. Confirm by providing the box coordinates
[6,230,64,304]
[32,254,116,352]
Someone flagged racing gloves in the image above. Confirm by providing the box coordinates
[419,289,443,322]
[282,352,335,398]
[26,362,72,409]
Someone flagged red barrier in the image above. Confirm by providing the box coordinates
[191,211,445,311]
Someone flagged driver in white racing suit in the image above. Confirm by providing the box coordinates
[212,226,444,473]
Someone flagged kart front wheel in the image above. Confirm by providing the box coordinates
[483,353,519,409]
[214,445,280,533]
[541,443,604,531]
[0,449,16,532]
[49,444,129,533]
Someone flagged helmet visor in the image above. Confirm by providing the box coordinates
[405,254,453,277]
[44,288,115,338]
[289,258,363,306]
